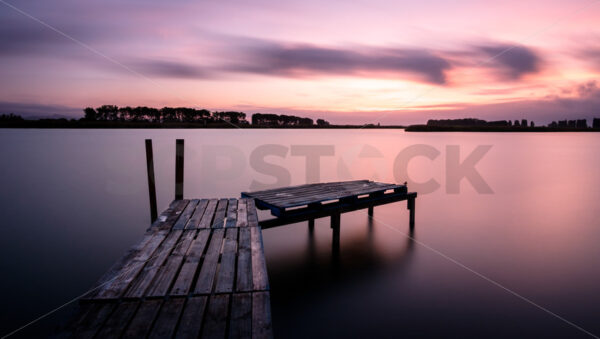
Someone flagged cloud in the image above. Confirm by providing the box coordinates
[0,15,115,58]
[577,48,600,71]
[222,41,452,85]
[0,23,68,56]
[576,80,598,97]
[476,44,541,80]
[131,60,210,79]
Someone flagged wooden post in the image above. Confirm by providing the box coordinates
[368,206,373,217]
[407,195,415,229]
[331,212,340,252]
[175,139,184,200]
[145,139,158,223]
[308,219,315,231]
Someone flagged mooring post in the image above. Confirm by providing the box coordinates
[368,206,374,217]
[175,139,184,200]
[408,195,415,229]
[331,212,340,251]
[145,139,158,223]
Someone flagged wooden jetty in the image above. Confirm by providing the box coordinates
[64,198,271,338]
[62,140,417,338]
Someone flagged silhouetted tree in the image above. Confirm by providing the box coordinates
[0,113,24,121]
[213,111,247,124]
[96,105,119,121]
[83,107,97,121]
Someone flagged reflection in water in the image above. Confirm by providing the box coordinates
[269,212,416,311]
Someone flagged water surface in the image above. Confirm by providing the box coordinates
[0,129,599,338]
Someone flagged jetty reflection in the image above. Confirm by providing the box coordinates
[267,213,416,304]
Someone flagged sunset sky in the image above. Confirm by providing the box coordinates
[1,0,600,124]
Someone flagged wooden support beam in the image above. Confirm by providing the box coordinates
[145,139,158,223]
[308,219,314,231]
[175,139,184,200]
[408,195,415,229]
[259,192,417,229]
[331,213,340,252]
[367,206,373,217]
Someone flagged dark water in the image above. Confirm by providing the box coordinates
[0,129,599,338]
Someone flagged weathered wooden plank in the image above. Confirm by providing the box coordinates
[122,299,162,338]
[170,229,211,296]
[175,296,208,339]
[274,183,400,207]
[201,294,229,339]
[82,251,137,299]
[150,199,190,231]
[242,180,367,197]
[256,182,371,201]
[148,298,185,339]
[225,198,238,227]
[247,199,259,227]
[212,199,229,228]
[94,301,138,338]
[187,199,209,229]
[194,228,225,294]
[198,199,218,228]
[172,229,197,256]
[68,303,115,339]
[94,260,146,300]
[236,198,248,227]
[86,228,170,299]
[274,187,396,206]
[125,230,183,298]
[247,181,372,201]
[252,292,273,339]
[215,228,238,293]
[229,293,252,339]
[173,199,200,230]
[251,226,269,291]
[146,232,202,297]
[236,227,252,292]
[146,255,184,297]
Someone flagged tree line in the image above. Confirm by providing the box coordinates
[82,105,330,126]
[83,105,248,124]
[251,113,330,126]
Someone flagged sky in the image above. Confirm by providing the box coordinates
[0,0,600,124]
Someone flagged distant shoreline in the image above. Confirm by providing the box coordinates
[405,124,600,132]
[0,120,405,129]
[2,120,600,132]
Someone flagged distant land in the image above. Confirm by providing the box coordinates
[0,105,397,128]
[0,105,599,131]
[406,118,600,132]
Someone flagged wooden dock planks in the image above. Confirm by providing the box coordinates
[69,198,273,339]
[242,180,408,214]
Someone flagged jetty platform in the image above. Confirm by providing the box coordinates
[64,198,271,338]
[61,140,417,338]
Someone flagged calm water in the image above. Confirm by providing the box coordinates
[1,129,599,338]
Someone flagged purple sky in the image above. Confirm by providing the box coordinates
[1,0,599,124]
